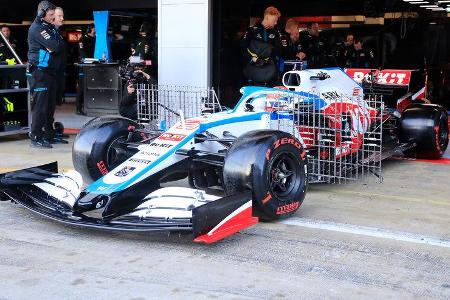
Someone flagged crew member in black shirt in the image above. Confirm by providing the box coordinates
[335,32,354,67]
[284,19,302,60]
[132,22,154,61]
[0,25,18,62]
[78,25,96,60]
[120,69,155,120]
[298,22,326,68]
[27,1,65,148]
[345,38,375,69]
[241,6,283,86]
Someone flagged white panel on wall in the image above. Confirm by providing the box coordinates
[158,0,211,87]
[159,48,206,86]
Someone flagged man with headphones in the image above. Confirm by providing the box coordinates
[76,24,96,115]
[78,24,96,60]
[27,1,65,148]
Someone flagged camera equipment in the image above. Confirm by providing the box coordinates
[119,61,148,85]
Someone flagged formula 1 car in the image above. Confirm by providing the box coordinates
[1,65,448,243]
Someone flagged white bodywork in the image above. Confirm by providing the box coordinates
[33,68,375,219]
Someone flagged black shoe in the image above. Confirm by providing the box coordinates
[49,137,69,144]
[31,138,53,148]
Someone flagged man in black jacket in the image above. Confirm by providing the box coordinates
[298,22,327,68]
[27,1,64,148]
[78,25,95,60]
[120,69,155,120]
[345,38,375,69]
[48,6,68,142]
[284,19,302,61]
[0,25,18,62]
[241,6,283,86]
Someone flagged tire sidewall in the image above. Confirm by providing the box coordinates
[400,105,449,159]
[223,130,308,220]
[252,133,308,220]
[72,116,137,183]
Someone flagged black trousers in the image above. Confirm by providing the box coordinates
[55,73,65,105]
[28,68,57,139]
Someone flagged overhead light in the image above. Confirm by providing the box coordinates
[409,1,430,4]
[403,0,426,2]
[428,7,446,10]
[437,1,450,3]
[420,4,439,7]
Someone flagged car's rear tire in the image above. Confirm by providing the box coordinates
[72,116,139,183]
[223,130,308,221]
[400,104,449,159]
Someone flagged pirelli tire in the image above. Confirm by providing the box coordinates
[223,130,308,221]
[400,104,449,159]
[72,116,138,183]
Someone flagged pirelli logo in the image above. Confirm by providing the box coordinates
[40,30,51,40]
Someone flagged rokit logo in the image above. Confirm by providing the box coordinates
[345,69,412,86]
[114,166,136,177]
[158,133,186,142]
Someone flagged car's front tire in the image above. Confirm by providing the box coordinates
[223,130,308,220]
[72,116,139,183]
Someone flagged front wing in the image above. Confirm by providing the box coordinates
[0,163,258,244]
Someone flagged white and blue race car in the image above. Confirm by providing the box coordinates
[1,66,448,243]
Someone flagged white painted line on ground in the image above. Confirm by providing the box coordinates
[280,217,450,249]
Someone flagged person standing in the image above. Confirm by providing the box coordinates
[131,22,156,76]
[298,22,327,68]
[0,25,18,62]
[44,6,68,144]
[346,38,375,69]
[132,22,154,61]
[335,32,354,67]
[27,1,64,148]
[241,6,283,86]
[284,19,303,61]
[52,7,66,106]
[76,24,95,115]
[78,25,96,60]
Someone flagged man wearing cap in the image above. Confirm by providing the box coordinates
[27,0,65,148]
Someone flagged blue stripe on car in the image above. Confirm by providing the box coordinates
[232,86,328,113]
[86,113,267,195]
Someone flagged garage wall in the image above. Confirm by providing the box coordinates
[158,0,211,86]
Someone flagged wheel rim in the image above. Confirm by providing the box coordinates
[269,152,300,199]
[438,118,449,150]
[106,136,128,168]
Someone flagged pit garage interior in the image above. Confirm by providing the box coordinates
[0,0,449,299]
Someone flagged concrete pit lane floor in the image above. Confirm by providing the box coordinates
[0,134,449,299]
